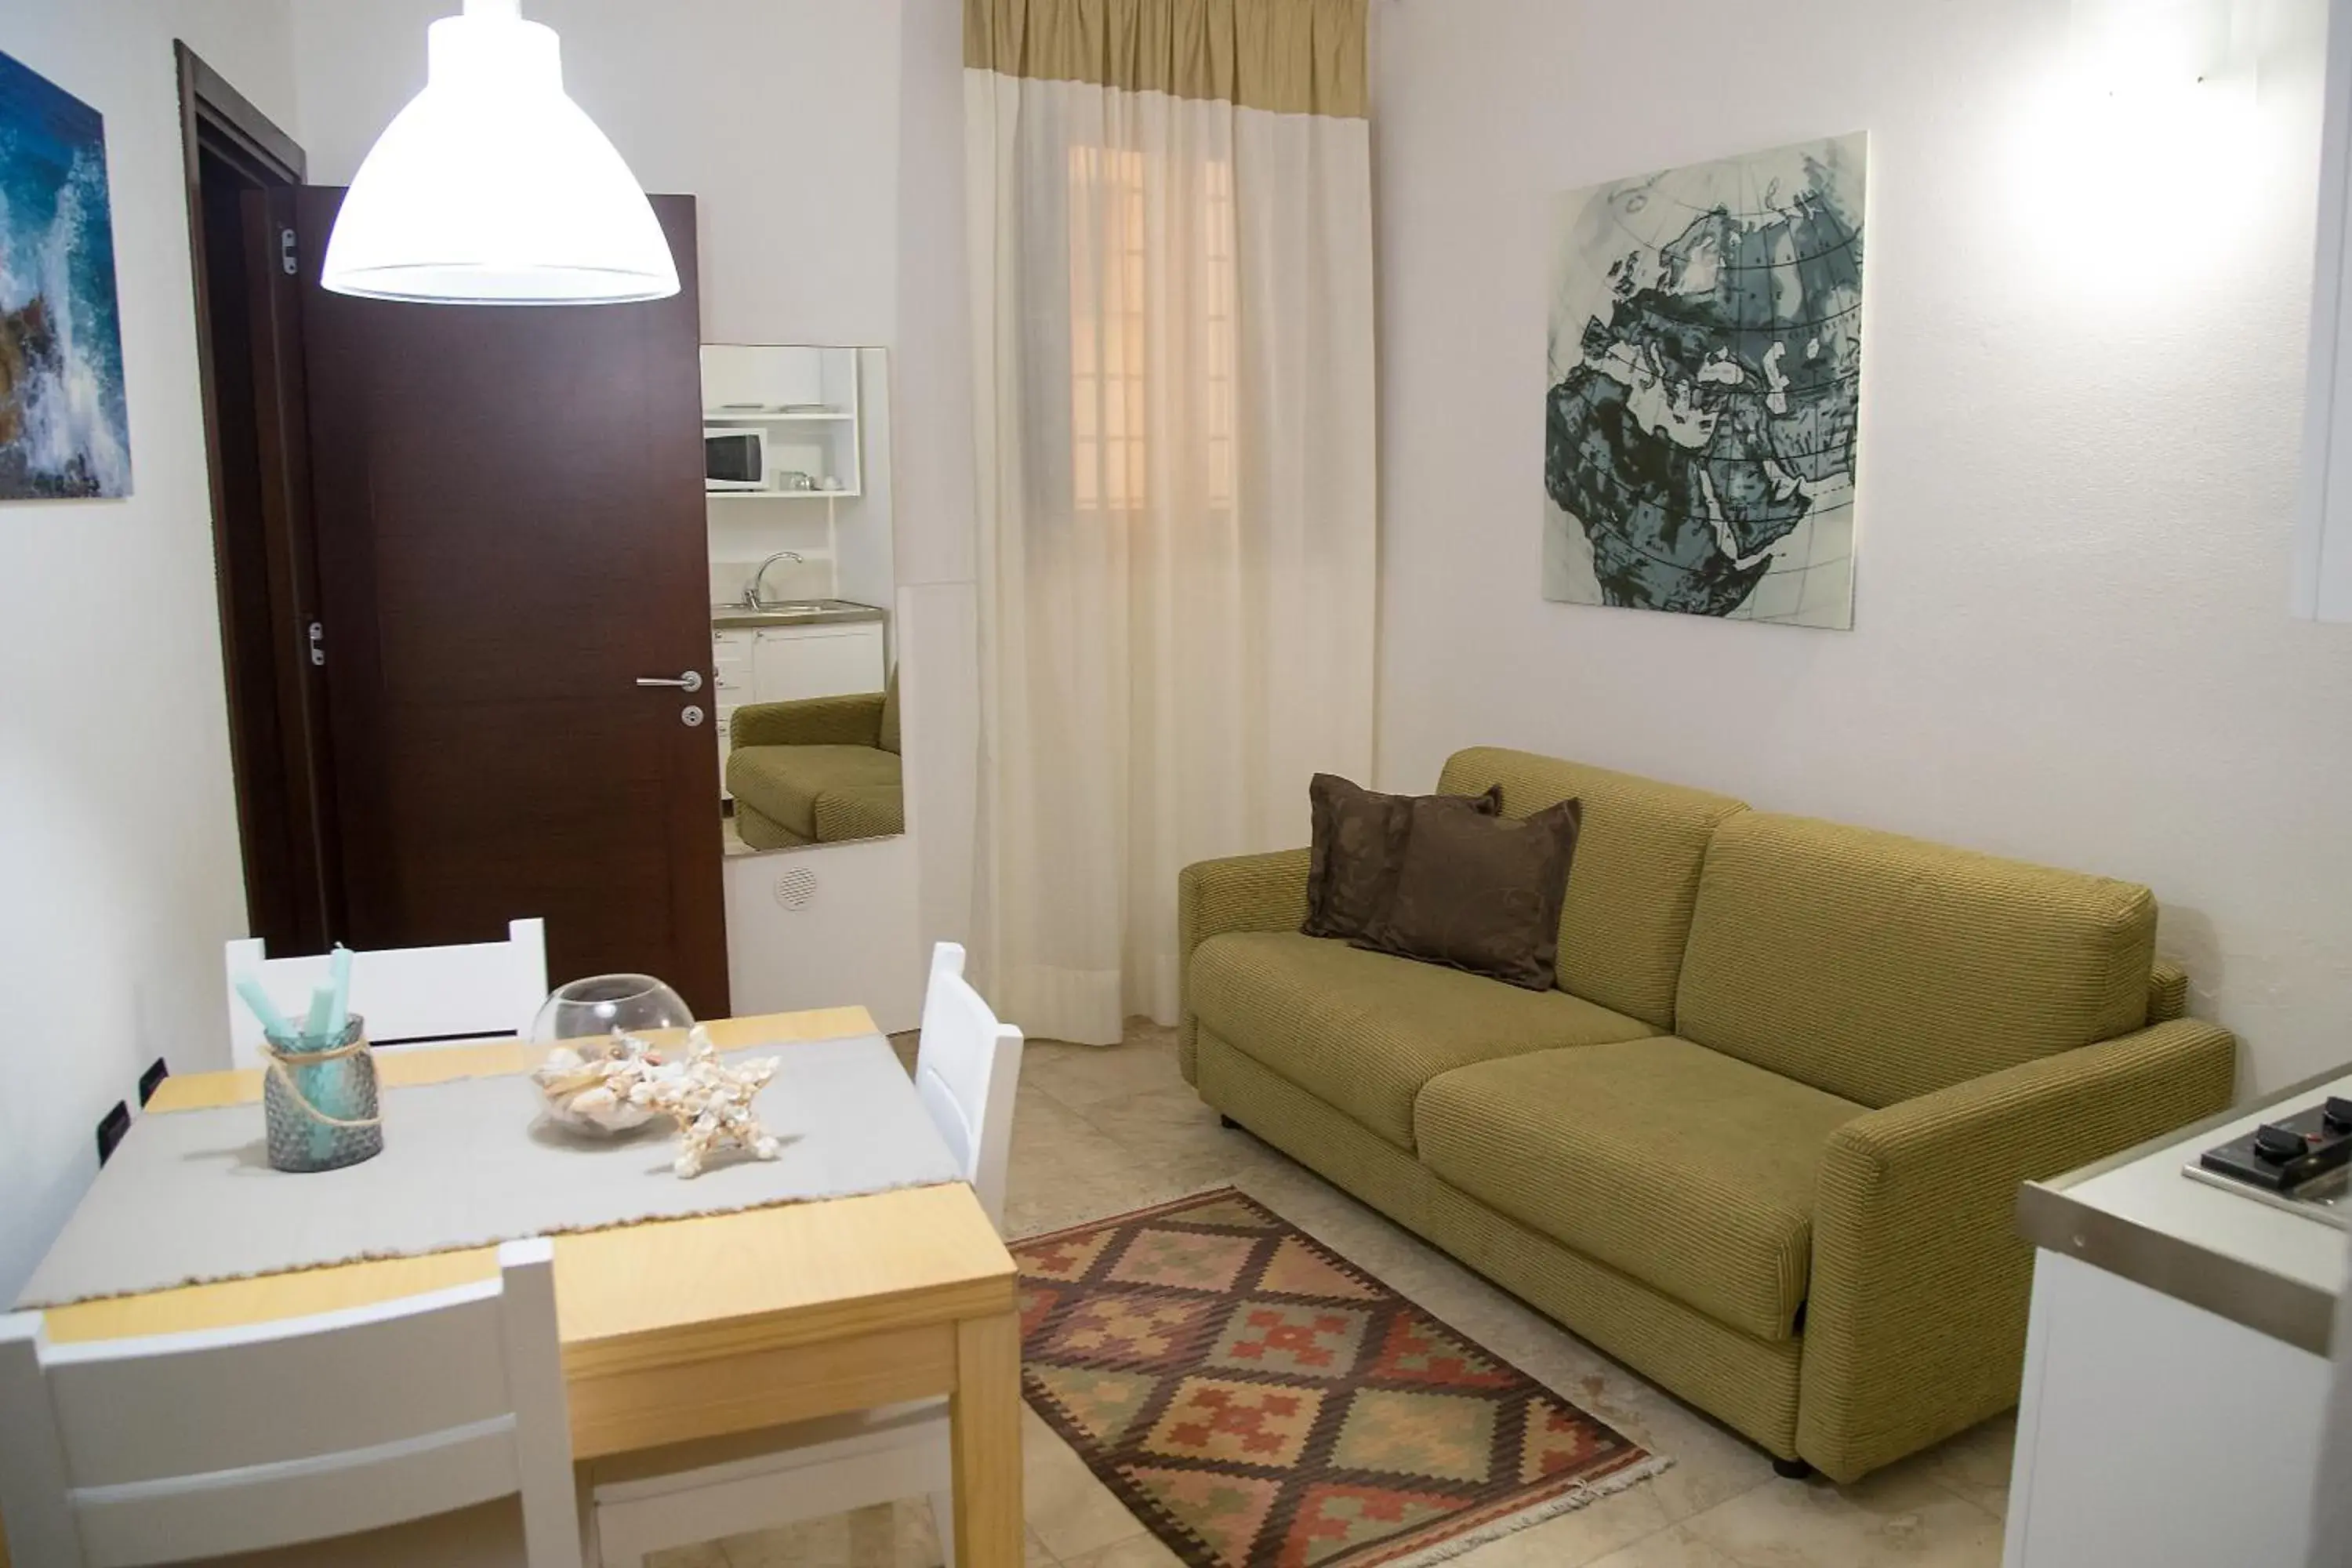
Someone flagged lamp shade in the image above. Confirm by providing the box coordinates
[320,0,678,306]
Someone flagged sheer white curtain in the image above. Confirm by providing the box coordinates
[966,1,1375,1046]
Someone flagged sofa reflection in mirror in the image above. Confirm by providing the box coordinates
[725,666,902,847]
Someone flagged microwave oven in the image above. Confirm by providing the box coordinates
[705,428,768,491]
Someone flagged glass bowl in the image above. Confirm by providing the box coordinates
[528,975,695,1135]
[531,973,694,1047]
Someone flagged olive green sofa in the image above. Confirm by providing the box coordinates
[725,669,902,848]
[1178,746,2236,1483]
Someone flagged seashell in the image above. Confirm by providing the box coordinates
[533,1032,670,1134]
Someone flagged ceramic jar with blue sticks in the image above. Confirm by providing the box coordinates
[236,947,384,1173]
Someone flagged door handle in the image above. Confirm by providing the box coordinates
[636,670,706,692]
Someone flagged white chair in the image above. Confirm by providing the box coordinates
[223,918,550,1067]
[585,942,1023,1568]
[910,942,1027,1229]
[0,1240,580,1568]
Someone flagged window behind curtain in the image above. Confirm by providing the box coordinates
[1068,145,1237,515]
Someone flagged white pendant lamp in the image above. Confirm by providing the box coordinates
[320,0,678,306]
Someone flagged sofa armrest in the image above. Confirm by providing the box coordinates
[728,691,885,750]
[811,783,905,843]
[1177,848,1312,1083]
[1798,1018,2236,1482]
[2147,956,2190,1023]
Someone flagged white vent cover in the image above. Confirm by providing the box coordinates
[773,866,818,911]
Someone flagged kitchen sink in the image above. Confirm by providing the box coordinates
[713,598,880,621]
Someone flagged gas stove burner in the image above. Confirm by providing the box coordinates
[2183,1095,2352,1229]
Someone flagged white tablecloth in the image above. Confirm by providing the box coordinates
[18,1034,962,1310]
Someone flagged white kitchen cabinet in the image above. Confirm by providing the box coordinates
[712,619,887,795]
[750,623,885,702]
[2008,1073,2350,1567]
[2005,1252,2326,1567]
[712,629,755,799]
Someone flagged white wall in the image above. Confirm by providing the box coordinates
[724,829,921,1031]
[891,0,984,982]
[287,0,966,1031]
[1373,0,2350,1093]
[0,1,294,1299]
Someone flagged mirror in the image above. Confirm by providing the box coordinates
[704,345,900,854]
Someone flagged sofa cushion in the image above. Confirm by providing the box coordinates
[734,800,809,850]
[1357,794,1582,989]
[810,782,906,842]
[1189,931,1655,1149]
[1417,1038,1863,1341]
[726,745,902,842]
[1435,748,1745,1029]
[1675,812,2159,1109]
[1303,774,1500,942]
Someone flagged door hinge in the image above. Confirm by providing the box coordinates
[280,226,298,276]
[307,620,325,667]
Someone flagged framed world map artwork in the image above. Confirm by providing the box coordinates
[1544,132,1865,629]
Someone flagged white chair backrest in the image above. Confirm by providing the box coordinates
[0,1240,579,1568]
[223,918,550,1067]
[913,942,1024,1229]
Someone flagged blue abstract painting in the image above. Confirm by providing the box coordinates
[1545,134,1864,629]
[0,49,129,499]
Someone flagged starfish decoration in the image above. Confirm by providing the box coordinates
[642,1025,783,1178]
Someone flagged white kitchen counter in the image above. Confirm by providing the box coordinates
[709,597,886,630]
[2005,1069,2349,1566]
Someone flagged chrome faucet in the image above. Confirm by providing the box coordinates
[742,551,804,610]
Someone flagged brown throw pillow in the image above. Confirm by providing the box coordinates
[1301,774,1501,942]
[1356,795,1584,989]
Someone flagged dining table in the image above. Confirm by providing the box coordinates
[0,1005,1024,1568]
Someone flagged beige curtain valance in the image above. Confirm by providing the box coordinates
[964,0,1367,118]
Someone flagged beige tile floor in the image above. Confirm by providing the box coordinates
[652,1023,2015,1568]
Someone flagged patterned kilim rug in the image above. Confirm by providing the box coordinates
[1013,1189,1669,1568]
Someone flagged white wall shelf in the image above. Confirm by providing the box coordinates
[700,345,863,500]
[702,409,855,423]
[708,489,863,502]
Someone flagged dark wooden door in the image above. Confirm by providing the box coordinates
[285,187,728,1016]
[183,44,337,955]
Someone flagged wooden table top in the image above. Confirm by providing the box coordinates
[36,1007,1019,1360]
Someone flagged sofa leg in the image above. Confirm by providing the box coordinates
[1220,1114,1241,1130]
[1772,1456,1813,1481]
